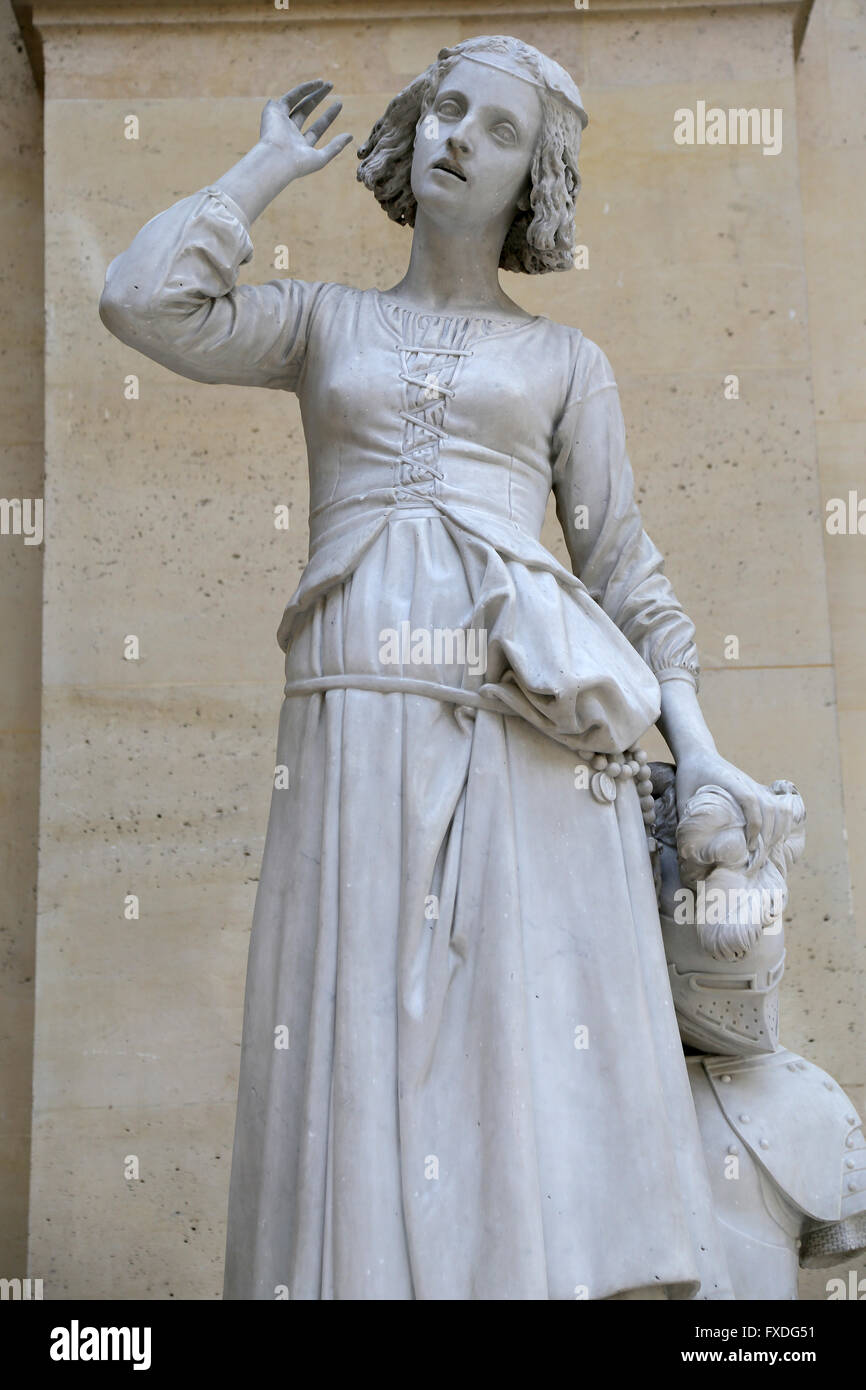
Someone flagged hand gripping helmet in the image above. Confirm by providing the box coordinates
[650,763,804,1057]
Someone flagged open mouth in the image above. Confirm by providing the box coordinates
[431,158,467,182]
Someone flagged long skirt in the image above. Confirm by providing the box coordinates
[222,683,732,1300]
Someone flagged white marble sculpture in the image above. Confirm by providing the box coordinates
[98,35,808,1299]
[652,763,866,1299]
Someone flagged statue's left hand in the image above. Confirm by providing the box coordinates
[674,749,784,858]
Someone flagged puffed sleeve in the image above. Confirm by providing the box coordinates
[98,184,325,392]
[551,335,701,690]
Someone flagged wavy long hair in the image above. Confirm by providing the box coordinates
[356,37,586,275]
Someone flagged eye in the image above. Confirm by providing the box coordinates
[492,121,518,145]
[436,98,462,118]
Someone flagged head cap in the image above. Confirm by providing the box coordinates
[437,35,589,130]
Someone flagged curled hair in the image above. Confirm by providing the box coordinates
[356,41,585,275]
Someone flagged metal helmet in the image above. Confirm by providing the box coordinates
[661,906,785,1056]
[650,762,787,1056]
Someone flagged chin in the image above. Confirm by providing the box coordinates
[415,181,472,219]
[417,171,466,201]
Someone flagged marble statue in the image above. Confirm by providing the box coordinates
[652,763,866,1299]
[98,34,818,1299]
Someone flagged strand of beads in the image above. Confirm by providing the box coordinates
[631,747,658,853]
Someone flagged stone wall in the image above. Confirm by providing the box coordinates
[0,0,42,1284]
[795,0,866,1300]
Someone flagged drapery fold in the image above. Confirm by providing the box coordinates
[223,687,732,1299]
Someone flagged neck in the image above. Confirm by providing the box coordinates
[387,209,517,315]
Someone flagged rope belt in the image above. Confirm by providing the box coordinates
[284,672,506,714]
[282,673,656,825]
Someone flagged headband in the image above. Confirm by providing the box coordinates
[438,39,589,130]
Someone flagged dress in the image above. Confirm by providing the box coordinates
[100,186,733,1300]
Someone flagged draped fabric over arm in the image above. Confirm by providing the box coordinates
[551,337,701,690]
[98,185,325,392]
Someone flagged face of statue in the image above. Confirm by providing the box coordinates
[410,58,543,232]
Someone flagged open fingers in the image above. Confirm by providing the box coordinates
[289,80,334,127]
[304,101,343,145]
[277,79,327,112]
[316,131,354,166]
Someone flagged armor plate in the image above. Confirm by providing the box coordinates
[702,1049,866,1223]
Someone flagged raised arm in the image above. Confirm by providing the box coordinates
[552,337,781,850]
[98,80,352,390]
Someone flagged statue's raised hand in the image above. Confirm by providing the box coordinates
[259,80,353,180]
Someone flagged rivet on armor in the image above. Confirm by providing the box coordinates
[721,1074,732,1083]
[739,1113,750,1123]
[759,1139,770,1150]
[727,1145,738,1156]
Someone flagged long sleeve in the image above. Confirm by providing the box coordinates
[98,184,324,392]
[551,336,701,690]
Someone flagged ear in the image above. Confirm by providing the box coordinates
[515,178,532,213]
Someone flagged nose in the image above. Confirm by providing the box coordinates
[446,127,471,157]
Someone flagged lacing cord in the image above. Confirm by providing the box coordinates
[399,344,473,356]
[399,458,444,484]
[398,371,456,399]
[396,340,470,491]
